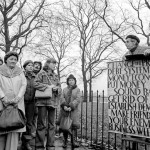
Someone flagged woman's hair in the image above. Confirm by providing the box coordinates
[43,61,50,72]
[43,58,56,72]
[4,51,19,63]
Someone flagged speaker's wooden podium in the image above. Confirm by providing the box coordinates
[107,55,150,150]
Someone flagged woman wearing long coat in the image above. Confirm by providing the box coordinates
[59,74,81,148]
[0,51,27,150]
[22,60,36,150]
[34,58,61,150]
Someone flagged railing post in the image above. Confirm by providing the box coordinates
[108,132,110,150]
[90,90,93,147]
[85,90,88,142]
[102,90,105,149]
[80,91,83,143]
[96,90,99,147]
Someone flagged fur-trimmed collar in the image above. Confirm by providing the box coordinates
[0,64,23,78]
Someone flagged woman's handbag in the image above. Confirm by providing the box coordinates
[59,113,72,132]
[35,85,53,98]
[0,105,26,131]
[35,74,54,98]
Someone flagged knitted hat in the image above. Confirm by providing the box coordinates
[23,60,33,69]
[126,35,140,43]
[67,74,77,85]
[4,51,19,63]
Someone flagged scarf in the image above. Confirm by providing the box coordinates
[33,69,40,75]
[66,85,77,104]
[130,46,137,54]
[0,64,23,78]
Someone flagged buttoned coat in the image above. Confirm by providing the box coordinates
[24,72,36,103]
[0,64,27,134]
[59,86,81,129]
[34,69,61,108]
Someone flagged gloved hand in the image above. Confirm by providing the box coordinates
[64,106,71,111]
[1,96,9,106]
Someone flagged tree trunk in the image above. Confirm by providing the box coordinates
[5,43,11,53]
[89,64,92,102]
[3,11,10,53]
[83,80,88,102]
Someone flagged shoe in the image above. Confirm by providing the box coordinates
[62,140,67,148]
[62,144,67,148]
[46,146,55,150]
[72,142,79,148]
[62,132,68,148]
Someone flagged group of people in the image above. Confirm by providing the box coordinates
[0,34,150,150]
[0,52,81,150]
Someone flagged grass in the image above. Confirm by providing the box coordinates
[78,102,108,140]
[77,102,122,149]
[77,102,150,150]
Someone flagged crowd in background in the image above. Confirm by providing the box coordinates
[0,51,81,150]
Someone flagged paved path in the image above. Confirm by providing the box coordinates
[18,135,94,150]
[52,138,91,150]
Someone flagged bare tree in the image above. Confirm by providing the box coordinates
[126,0,150,45]
[33,15,77,82]
[59,0,121,101]
[92,0,150,46]
[0,0,46,54]
[87,34,120,100]
[91,0,131,43]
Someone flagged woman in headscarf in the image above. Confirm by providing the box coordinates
[0,51,27,150]
[59,74,81,148]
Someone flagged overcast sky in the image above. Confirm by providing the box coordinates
[0,0,149,95]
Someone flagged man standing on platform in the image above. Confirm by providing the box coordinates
[122,34,150,149]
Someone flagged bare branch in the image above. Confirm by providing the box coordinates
[11,0,45,43]
[145,0,150,9]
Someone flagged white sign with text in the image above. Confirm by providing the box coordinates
[108,60,150,138]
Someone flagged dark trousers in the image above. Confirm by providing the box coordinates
[32,106,38,132]
[32,98,38,133]
[22,102,35,148]
[35,106,56,150]
[24,102,35,135]
[63,130,76,144]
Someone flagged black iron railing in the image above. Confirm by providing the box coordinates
[56,90,150,150]
[78,90,150,150]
